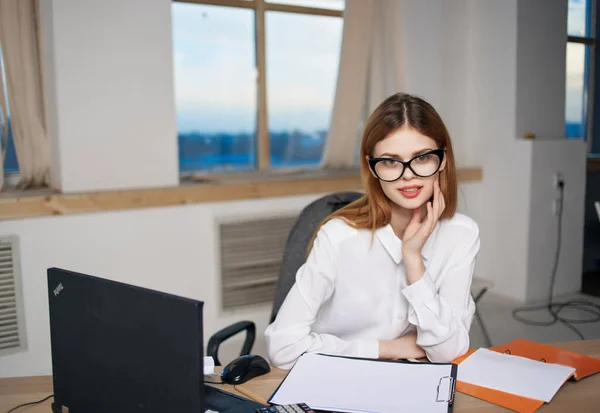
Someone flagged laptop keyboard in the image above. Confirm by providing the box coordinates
[204,385,264,413]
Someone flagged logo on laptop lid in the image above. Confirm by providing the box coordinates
[53,283,64,297]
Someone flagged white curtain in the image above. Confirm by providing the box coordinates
[0,0,50,188]
[321,0,404,169]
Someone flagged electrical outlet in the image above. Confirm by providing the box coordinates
[553,172,564,189]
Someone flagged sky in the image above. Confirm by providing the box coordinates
[171,1,343,134]
[171,0,587,133]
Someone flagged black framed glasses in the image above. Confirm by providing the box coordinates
[368,149,445,182]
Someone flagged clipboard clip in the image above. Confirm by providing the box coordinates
[436,376,455,404]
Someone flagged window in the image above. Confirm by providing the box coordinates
[172,0,344,174]
[0,47,18,174]
[566,0,594,147]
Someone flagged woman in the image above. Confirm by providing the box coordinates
[264,93,480,369]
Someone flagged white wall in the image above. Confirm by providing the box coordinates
[463,0,586,303]
[488,0,531,296]
[515,0,567,139]
[528,140,587,301]
[38,0,179,193]
[0,0,587,377]
[466,0,534,301]
[0,194,322,377]
[399,0,443,110]
[516,0,585,301]
[398,0,535,300]
[440,0,471,168]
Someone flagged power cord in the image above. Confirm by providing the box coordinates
[6,394,53,413]
[512,180,600,339]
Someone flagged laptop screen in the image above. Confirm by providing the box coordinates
[47,268,204,413]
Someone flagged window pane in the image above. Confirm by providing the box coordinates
[172,3,257,173]
[565,42,590,139]
[568,0,592,37]
[266,12,343,167]
[268,0,344,10]
[0,48,17,174]
[2,122,17,173]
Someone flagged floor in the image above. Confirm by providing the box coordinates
[470,292,600,347]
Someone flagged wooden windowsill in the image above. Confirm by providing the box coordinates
[0,167,483,221]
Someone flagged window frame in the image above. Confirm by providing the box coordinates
[173,0,344,174]
[589,0,600,155]
[567,0,597,153]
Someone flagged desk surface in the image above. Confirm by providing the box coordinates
[1,339,599,413]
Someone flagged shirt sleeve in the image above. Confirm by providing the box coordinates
[401,222,480,363]
[264,223,379,370]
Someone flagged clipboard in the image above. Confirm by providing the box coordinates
[453,339,600,413]
[268,352,457,413]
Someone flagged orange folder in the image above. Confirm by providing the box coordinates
[453,339,600,413]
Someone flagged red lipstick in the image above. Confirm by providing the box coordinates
[398,185,423,199]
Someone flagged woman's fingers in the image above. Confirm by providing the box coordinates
[419,202,434,237]
[428,201,437,233]
[435,180,445,219]
[410,206,422,225]
[432,182,440,219]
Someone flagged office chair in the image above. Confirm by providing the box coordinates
[471,277,494,347]
[206,191,363,365]
[206,191,493,363]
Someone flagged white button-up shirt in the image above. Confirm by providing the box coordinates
[264,213,480,369]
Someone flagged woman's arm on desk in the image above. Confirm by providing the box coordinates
[401,221,480,363]
[265,223,380,370]
[379,332,425,360]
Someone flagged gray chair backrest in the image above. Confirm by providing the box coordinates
[269,191,363,323]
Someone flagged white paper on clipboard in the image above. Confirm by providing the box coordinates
[269,353,456,413]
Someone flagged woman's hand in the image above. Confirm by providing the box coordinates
[401,180,445,260]
[379,332,426,360]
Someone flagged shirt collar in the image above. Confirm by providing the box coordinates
[375,222,440,264]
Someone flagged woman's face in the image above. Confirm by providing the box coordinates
[368,127,446,211]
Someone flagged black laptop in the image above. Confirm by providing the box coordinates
[47,267,263,413]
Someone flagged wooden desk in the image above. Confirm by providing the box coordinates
[1,340,599,413]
